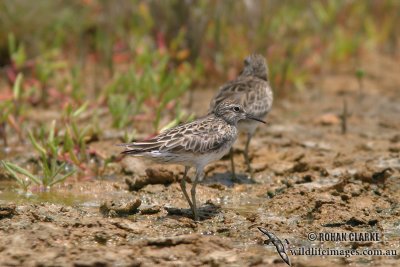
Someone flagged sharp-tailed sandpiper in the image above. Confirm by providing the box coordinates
[209,54,273,180]
[119,99,265,220]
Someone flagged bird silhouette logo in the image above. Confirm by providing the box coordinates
[258,227,291,266]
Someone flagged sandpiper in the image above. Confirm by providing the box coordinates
[209,54,273,180]
[119,99,265,221]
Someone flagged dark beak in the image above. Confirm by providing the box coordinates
[246,113,266,124]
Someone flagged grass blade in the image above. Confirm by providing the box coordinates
[48,119,56,143]
[13,73,23,100]
[2,161,41,185]
[72,102,88,118]
[1,161,24,186]
[48,170,75,187]
[28,131,47,156]
[52,162,66,179]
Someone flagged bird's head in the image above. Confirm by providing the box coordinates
[214,99,266,125]
[240,54,269,81]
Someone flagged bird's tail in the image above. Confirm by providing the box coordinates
[117,141,161,155]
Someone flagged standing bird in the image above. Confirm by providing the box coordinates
[119,100,266,221]
[209,54,273,180]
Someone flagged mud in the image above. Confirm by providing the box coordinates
[1,52,400,266]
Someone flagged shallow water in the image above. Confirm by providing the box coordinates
[0,180,90,206]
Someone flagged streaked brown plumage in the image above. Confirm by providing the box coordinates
[209,54,273,179]
[120,99,265,220]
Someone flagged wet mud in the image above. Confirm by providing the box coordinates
[1,53,400,266]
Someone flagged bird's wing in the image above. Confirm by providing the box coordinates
[121,116,233,155]
[242,80,273,118]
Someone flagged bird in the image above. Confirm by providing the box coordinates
[119,99,266,221]
[209,54,273,180]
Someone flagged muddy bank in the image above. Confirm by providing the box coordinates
[1,53,400,266]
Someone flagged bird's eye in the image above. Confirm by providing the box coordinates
[233,106,240,112]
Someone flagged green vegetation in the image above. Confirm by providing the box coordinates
[0,1,399,191]
[104,51,197,131]
[1,160,75,192]
[0,72,24,147]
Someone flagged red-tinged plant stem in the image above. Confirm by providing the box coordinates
[0,122,7,147]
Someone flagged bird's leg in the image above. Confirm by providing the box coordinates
[229,147,239,182]
[190,170,202,221]
[179,166,193,210]
[244,133,254,179]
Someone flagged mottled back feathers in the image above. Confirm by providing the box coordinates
[121,101,248,156]
[210,76,272,119]
[122,116,236,155]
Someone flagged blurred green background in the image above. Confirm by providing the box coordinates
[1,0,399,131]
[0,0,399,188]
[1,0,399,92]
